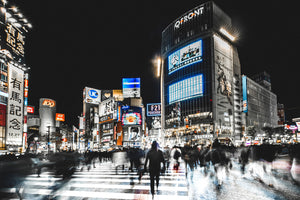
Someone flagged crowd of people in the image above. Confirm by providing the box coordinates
[0,140,300,198]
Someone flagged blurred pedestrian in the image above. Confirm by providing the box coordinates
[144,141,165,198]
[163,146,171,172]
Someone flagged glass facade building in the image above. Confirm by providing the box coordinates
[161,1,242,145]
[242,75,278,135]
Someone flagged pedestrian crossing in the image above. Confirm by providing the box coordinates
[0,160,189,200]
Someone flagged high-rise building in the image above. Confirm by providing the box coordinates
[161,1,242,145]
[0,1,31,152]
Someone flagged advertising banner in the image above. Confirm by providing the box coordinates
[121,106,142,125]
[168,74,203,104]
[150,116,161,129]
[147,103,161,117]
[6,64,24,145]
[0,104,6,126]
[168,39,202,74]
[101,90,113,101]
[113,90,124,101]
[84,87,101,104]
[214,35,234,135]
[122,78,140,98]
[99,97,115,117]
[55,113,65,122]
[27,106,34,114]
[0,23,26,63]
[242,76,248,113]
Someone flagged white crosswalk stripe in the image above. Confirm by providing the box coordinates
[0,161,189,200]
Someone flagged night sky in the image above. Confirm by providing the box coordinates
[9,0,300,126]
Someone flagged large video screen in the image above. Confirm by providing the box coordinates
[121,106,142,125]
[168,74,203,104]
[168,39,203,74]
[122,112,142,125]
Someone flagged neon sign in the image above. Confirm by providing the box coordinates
[174,7,204,29]
[42,99,56,107]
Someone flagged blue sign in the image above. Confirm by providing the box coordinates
[122,78,140,89]
[168,74,204,104]
[88,89,98,99]
[168,39,203,74]
[242,76,248,113]
[122,78,141,98]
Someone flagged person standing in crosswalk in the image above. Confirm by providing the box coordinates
[144,141,165,198]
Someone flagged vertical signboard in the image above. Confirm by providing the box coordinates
[6,64,24,145]
[214,35,234,135]
[242,76,248,113]
[0,104,6,126]
[122,78,141,98]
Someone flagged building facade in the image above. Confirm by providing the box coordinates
[0,2,31,152]
[242,75,278,136]
[161,1,242,145]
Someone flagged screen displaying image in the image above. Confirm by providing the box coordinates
[147,103,161,116]
[168,74,203,104]
[122,112,142,125]
[168,39,203,74]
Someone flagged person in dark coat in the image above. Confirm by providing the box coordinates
[144,141,165,197]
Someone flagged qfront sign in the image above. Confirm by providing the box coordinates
[174,7,204,29]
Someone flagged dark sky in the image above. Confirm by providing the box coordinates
[9,0,300,126]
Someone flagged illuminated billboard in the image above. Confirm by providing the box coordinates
[6,64,24,145]
[27,106,34,114]
[84,87,101,104]
[168,39,202,74]
[147,103,161,117]
[122,113,142,125]
[168,74,203,104]
[242,76,248,113]
[121,106,142,125]
[0,23,26,63]
[99,97,115,117]
[122,78,141,98]
[56,113,65,122]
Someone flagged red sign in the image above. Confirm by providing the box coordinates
[0,104,6,126]
[27,106,34,114]
[56,113,65,122]
[24,79,29,88]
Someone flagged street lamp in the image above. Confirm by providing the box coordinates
[156,57,161,78]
